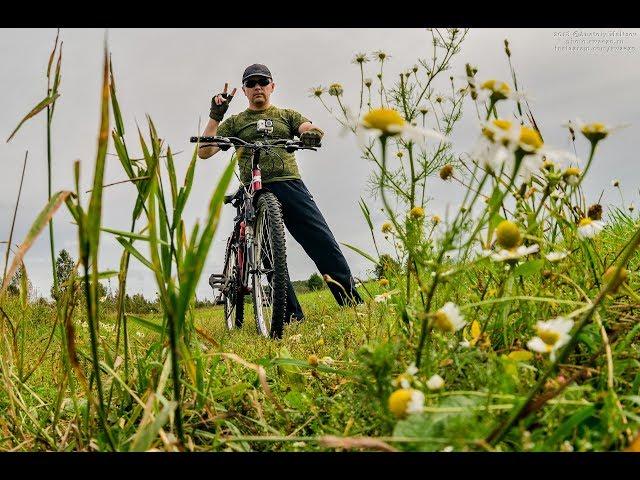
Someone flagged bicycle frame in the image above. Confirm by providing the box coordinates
[191,132,318,316]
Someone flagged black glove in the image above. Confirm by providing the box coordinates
[209,92,235,122]
[300,127,324,147]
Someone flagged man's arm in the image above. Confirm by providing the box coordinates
[198,83,236,159]
[197,118,222,159]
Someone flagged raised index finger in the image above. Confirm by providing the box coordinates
[229,87,237,98]
[223,83,228,94]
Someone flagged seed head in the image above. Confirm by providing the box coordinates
[381,222,394,234]
[439,164,454,180]
[328,83,343,96]
[587,204,603,221]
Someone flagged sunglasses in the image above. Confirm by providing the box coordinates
[244,77,271,88]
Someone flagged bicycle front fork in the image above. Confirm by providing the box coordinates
[239,220,256,295]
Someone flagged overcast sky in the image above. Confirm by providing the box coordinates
[1,28,639,300]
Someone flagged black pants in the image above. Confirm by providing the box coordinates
[260,179,363,321]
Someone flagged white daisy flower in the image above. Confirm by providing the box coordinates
[566,118,629,144]
[406,389,426,414]
[432,302,466,333]
[563,167,581,186]
[374,290,399,303]
[543,149,582,169]
[357,108,447,149]
[388,388,424,418]
[518,153,545,183]
[545,251,569,262]
[426,374,445,391]
[405,363,418,376]
[473,120,546,182]
[491,244,539,262]
[527,316,574,361]
[476,79,530,103]
[550,189,565,200]
[577,217,604,239]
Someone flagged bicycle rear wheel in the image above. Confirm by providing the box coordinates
[222,236,244,330]
[252,192,288,339]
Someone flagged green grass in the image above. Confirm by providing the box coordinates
[2,212,638,452]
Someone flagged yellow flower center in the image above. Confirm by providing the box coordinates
[481,79,511,100]
[581,122,609,143]
[378,278,390,287]
[493,119,512,131]
[564,167,581,177]
[388,389,413,418]
[537,329,560,346]
[433,311,454,332]
[409,206,425,220]
[578,217,592,227]
[582,123,606,134]
[482,119,512,141]
[519,127,543,151]
[496,220,522,249]
[362,108,405,135]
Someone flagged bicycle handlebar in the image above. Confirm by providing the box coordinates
[189,136,319,151]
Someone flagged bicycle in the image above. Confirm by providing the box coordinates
[190,121,320,338]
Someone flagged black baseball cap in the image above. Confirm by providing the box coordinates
[242,64,272,83]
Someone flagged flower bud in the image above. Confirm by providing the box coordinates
[496,220,522,249]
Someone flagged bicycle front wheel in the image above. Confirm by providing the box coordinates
[252,192,288,339]
[222,236,244,330]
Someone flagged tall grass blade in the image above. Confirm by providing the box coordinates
[6,94,60,143]
[0,191,72,298]
[340,242,378,264]
[79,43,115,451]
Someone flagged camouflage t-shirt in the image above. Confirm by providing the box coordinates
[216,105,310,184]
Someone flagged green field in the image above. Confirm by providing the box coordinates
[2,29,640,452]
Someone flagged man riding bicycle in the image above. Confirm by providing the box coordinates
[198,63,363,325]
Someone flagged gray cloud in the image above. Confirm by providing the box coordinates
[1,28,639,301]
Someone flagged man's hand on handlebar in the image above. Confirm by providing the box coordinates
[209,83,237,122]
[299,127,323,148]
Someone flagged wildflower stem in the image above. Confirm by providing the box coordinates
[574,142,597,191]
[358,63,364,116]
